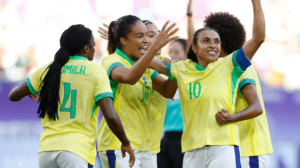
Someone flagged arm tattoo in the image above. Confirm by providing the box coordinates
[243,84,254,90]
[252,94,259,101]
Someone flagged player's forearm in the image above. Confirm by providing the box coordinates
[105,112,130,145]
[230,103,263,123]
[149,59,168,76]
[126,46,159,85]
[252,0,265,44]
[99,98,130,145]
[162,79,177,98]
[187,17,195,52]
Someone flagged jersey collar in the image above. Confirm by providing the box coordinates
[195,63,206,71]
[69,55,88,61]
[115,48,134,65]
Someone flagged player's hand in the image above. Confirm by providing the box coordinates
[151,21,179,52]
[28,93,40,101]
[163,58,178,66]
[215,108,233,124]
[121,143,135,168]
[98,23,109,40]
[187,0,193,13]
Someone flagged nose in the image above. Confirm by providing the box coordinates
[209,41,216,48]
[143,35,149,45]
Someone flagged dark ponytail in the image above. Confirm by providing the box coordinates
[187,27,219,62]
[38,24,93,121]
[108,21,117,54]
[107,15,141,54]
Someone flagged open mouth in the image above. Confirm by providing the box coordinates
[138,46,147,54]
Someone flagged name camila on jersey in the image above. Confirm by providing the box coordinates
[61,65,86,75]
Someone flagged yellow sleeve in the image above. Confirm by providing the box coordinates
[94,65,113,102]
[237,66,257,94]
[101,56,124,77]
[26,63,51,95]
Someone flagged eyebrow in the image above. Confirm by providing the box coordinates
[147,31,156,33]
[136,32,145,35]
[202,37,220,40]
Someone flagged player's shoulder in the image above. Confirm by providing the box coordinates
[173,59,196,69]
[102,53,126,65]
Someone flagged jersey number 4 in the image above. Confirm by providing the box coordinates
[60,83,77,118]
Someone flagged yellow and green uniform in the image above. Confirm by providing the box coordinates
[98,48,158,152]
[236,66,273,157]
[166,49,251,152]
[149,54,170,154]
[26,56,113,166]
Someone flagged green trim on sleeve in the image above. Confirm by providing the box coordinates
[238,78,256,94]
[166,65,177,81]
[95,92,113,102]
[26,78,39,95]
[91,92,113,118]
[107,62,124,77]
[151,71,158,80]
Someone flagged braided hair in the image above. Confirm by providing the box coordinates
[38,24,93,121]
[107,15,141,54]
[187,27,219,62]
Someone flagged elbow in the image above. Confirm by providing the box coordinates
[8,93,17,102]
[254,34,265,44]
[255,105,263,116]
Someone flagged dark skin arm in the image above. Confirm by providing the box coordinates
[9,82,34,101]
[242,0,265,60]
[152,74,177,98]
[215,84,263,124]
[98,98,135,167]
[186,0,195,53]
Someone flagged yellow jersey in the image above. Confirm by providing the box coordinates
[26,55,113,166]
[98,48,158,152]
[236,66,273,157]
[149,54,170,154]
[166,49,250,152]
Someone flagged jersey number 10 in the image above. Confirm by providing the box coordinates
[60,83,77,118]
[189,82,201,100]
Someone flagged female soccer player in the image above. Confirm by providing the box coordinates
[141,19,170,168]
[149,0,266,167]
[204,12,273,168]
[8,24,135,168]
[97,15,178,168]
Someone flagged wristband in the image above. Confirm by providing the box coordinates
[187,12,192,17]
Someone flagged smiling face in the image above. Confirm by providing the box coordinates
[121,21,148,58]
[145,23,161,55]
[192,30,221,65]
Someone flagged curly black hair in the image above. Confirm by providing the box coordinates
[204,12,246,55]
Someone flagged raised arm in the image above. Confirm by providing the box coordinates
[242,0,265,60]
[215,84,263,124]
[98,98,135,167]
[107,21,179,85]
[186,0,195,53]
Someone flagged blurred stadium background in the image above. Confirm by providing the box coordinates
[0,0,300,167]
